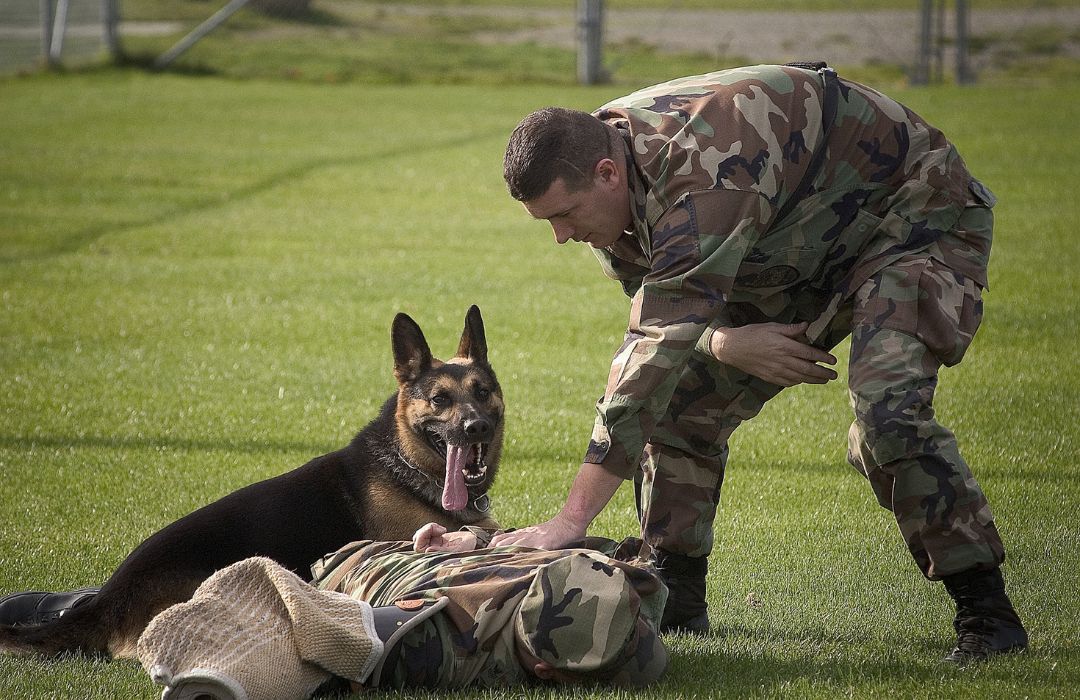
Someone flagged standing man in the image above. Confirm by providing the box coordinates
[494,63,1026,663]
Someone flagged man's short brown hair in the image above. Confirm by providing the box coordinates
[503,107,614,202]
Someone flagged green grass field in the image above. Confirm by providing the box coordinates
[0,68,1077,698]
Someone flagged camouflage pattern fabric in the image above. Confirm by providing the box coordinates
[579,65,1003,579]
[309,538,668,689]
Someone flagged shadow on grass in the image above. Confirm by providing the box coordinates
[661,622,1035,695]
[742,454,1075,485]
[0,127,506,264]
[0,432,333,457]
[666,649,929,695]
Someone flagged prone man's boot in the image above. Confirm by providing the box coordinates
[655,549,710,635]
[942,567,1028,664]
[0,587,100,626]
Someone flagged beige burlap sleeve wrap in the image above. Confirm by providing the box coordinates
[137,557,383,700]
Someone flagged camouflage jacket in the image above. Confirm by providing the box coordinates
[584,64,996,477]
[309,537,667,689]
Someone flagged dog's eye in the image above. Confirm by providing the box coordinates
[431,394,451,408]
[475,387,491,401]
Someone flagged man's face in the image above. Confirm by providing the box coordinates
[522,160,632,249]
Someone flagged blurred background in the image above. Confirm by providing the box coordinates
[3,0,1079,88]
[2,4,1078,697]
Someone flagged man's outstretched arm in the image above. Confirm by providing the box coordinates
[489,461,623,549]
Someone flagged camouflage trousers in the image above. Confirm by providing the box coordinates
[637,206,1005,580]
[311,538,668,689]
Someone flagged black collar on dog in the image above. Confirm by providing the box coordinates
[394,452,491,514]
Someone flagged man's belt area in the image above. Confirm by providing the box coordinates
[366,597,449,688]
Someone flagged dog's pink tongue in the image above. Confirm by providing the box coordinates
[442,444,469,512]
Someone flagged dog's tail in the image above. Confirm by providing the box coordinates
[0,592,117,658]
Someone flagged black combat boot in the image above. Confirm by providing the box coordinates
[0,587,100,626]
[942,567,1027,664]
[655,549,710,634]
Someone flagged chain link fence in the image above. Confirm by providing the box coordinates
[3,1,1078,82]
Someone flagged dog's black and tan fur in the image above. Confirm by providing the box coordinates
[0,306,502,659]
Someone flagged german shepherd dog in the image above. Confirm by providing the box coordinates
[0,306,502,659]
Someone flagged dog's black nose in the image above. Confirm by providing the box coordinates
[464,418,492,441]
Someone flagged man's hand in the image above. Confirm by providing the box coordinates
[488,510,586,550]
[490,461,622,550]
[412,522,478,553]
[710,321,838,387]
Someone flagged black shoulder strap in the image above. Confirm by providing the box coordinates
[774,63,840,225]
[784,60,829,71]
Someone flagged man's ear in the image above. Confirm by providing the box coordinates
[594,157,620,187]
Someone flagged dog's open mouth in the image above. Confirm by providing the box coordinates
[426,434,488,512]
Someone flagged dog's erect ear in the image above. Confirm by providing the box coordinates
[392,313,433,385]
[456,305,488,365]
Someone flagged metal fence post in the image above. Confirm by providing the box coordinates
[934,0,945,83]
[48,0,69,65]
[913,0,932,85]
[40,0,55,66]
[154,0,254,69]
[577,0,604,85]
[956,0,972,84]
[104,0,120,60]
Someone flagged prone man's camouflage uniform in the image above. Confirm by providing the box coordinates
[583,64,1003,580]
[310,536,668,689]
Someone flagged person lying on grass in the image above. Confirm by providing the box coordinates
[133,522,669,699]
